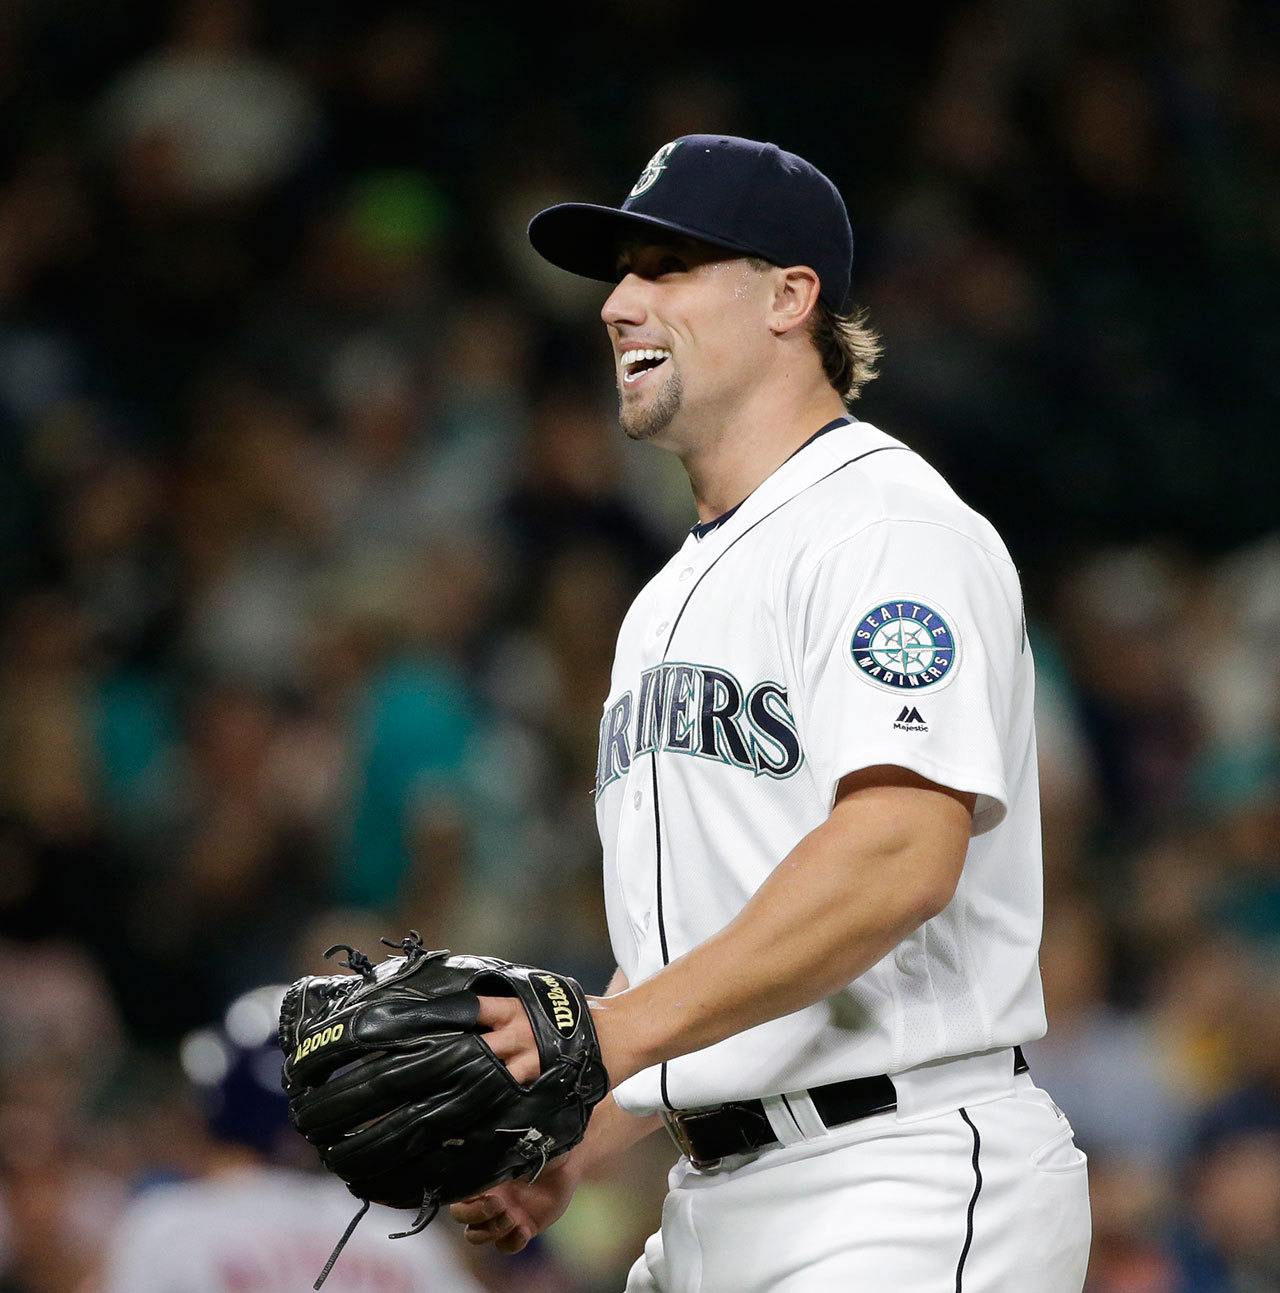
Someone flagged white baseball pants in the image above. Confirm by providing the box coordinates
[625,1059,1090,1292]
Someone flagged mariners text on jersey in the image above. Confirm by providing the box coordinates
[595,661,803,796]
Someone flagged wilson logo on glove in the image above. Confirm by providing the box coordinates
[532,973,580,1036]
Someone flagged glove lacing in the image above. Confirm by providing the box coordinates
[388,1186,442,1239]
[322,943,377,981]
[312,1198,369,1290]
[380,929,450,962]
[312,1185,443,1288]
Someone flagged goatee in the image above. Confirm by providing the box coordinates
[619,366,683,441]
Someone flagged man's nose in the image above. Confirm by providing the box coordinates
[602,273,648,329]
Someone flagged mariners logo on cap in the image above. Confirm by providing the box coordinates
[630,140,682,197]
[850,599,957,691]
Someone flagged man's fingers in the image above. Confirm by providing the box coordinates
[485,1032,540,1083]
[480,1019,542,1085]
[452,1189,530,1247]
[483,1026,518,1060]
[449,1196,498,1225]
[467,1212,519,1242]
[509,1054,540,1084]
[475,995,519,1029]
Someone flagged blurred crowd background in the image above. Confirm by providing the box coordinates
[0,0,1277,1289]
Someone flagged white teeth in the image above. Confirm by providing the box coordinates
[620,347,672,368]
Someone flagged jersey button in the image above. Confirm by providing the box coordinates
[656,621,669,635]
[679,567,693,581]
[633,791,642,810]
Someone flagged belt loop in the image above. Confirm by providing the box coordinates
[777,1090,829,1140]
[759,1094,806,1146]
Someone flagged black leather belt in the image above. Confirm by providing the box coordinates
[664,1046,1029,1169]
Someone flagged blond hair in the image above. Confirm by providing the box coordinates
[809,301,881,405]
[747,257,881,405]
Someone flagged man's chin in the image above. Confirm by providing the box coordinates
[619,405,656,441]
[618,372,683,442]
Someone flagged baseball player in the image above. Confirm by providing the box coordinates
[99,986,483,1293]
[452,135,1092,1290]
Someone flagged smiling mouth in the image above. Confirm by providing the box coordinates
[621,347,672,385]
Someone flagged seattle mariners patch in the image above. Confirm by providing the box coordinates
[849,599,957,691]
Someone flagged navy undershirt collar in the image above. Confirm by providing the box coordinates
[688,416,852,540]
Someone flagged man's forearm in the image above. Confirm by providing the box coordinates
[590,774,971,1087]
[565,1093,663,1181]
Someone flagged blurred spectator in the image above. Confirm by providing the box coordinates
[95,985,484,1293]
[1172,1130,1280,1291]
[1055,547,1203,837]
[179,380,329,689]
[1084,1156,1178,1293]
[0,940,131,1293]
[337,546,492,910]
[1027,894,1193,1168]
[500,386,666,596]
[0,4,1274,1290]
[96,0,320,207]
[1168,975,1280,1289]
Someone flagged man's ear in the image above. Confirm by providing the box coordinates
[767,266,822,337]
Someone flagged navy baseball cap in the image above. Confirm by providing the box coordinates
[528,135,854,311]
[181,985,291,1157]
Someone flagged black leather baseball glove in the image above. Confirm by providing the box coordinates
[279,932,609,1288]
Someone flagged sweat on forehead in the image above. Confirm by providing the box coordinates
[613,234,754,273]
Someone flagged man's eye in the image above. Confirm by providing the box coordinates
[658,257,686,274]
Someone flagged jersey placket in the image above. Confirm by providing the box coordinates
[596,537,696,982]
[628,426,906,1110]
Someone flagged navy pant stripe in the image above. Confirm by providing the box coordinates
[956,1106,982,1291]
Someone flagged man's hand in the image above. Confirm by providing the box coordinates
[480,993,633,1092]
[448,1154,580,1253]
[476,995,540,1085]
[461,965,658,1258]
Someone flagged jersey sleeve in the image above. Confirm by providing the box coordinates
[790,518,1025,834]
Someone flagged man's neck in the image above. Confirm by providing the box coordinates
[680,385,849,524]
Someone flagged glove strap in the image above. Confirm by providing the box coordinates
[313,1198,370,1290]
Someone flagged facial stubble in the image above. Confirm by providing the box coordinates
[618,363,684,442]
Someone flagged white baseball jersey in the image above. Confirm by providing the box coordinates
[98,1166,483,1293]
[594,417,1047,1117]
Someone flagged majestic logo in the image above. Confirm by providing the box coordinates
[532,973,579,1036]
[851,600,957,691]
[595,662,803,797]
[894,705,927,731]
[630,140,682,197]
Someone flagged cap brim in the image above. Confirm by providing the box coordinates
[527,202,763,285]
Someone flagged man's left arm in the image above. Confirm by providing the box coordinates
[588,764,974,1085]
